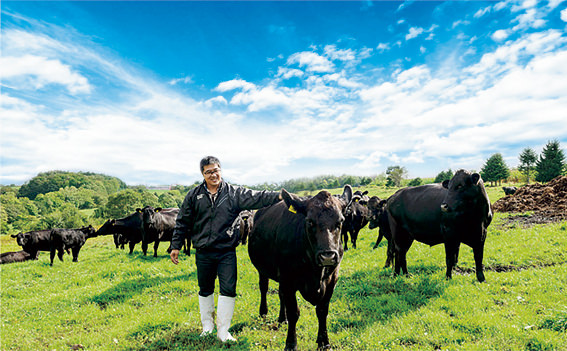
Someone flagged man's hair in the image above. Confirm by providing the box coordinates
[200,156,221,173]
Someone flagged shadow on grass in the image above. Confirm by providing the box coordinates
[123,322,252,351]
[91,272,196,309]
[330,264,446,333]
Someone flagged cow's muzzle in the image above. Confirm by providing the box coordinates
[317,250,339,266]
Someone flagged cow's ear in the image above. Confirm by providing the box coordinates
[11,234,17,238]
[110,219,116,225]
[136,208,142,213]
[362,190,369,196]
[342,184,353,204]
[155,207,162,212]
[442,180,449,189]
[471,173,481,185]
[282,189,307,215]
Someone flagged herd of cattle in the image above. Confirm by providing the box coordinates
[2,169,494,350]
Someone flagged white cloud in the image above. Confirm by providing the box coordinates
[277,67,304,79]
[215,79,256,92]
[492,29,509,41]
[0,55,91,94]
[287,51,335,73]
[561,8,567,22]
[168,76,193,85]
[324,45,356,62]
[376,43,390,52]
[406,27,424,40]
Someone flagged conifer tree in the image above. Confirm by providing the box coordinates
[535,140,566,183]
[518,147,537,184]
[480,153,510,186]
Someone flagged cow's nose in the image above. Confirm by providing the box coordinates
[318,251,339,266]
[440,203,450,212]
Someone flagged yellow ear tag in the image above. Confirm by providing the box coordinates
[354,198,359,202]
[288,205,297,214]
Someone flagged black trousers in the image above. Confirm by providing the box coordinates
[195,249,237,298]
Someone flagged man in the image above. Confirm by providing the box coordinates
[170,156,281,342]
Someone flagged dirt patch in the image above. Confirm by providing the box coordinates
[492,175,567,225]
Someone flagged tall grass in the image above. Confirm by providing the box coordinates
[2,211,566,350]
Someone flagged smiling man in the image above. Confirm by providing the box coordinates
[170,156,281,343]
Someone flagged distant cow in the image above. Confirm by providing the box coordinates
[141,206,180,257]
[341,190,369,250]
[367,196,395,268]
[49,225,97,266]
[502,186,517,195]
[11,229,53,259]
[387,170,492,282]
[0,250,33,264]
[236,210,254,245]
[96,210,144,254]
[248,185,355,350]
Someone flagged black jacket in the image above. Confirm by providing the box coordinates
[171,180,280,252]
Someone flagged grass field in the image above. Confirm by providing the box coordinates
[2,185,566,351]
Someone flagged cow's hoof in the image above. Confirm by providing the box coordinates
[284,345,297,351]
[317,343,332,350]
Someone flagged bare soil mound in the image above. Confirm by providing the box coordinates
[492,176,567,222]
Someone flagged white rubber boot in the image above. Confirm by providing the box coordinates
[216,295,237,342]
[198,294,215,337]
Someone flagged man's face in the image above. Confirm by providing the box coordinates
[202,163,221,189]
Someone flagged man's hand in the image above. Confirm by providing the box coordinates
[170,249,180,265]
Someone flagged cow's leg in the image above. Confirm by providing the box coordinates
[342,229,349,251]
[373,231,384,249]
[128,242,136,254]
[473,239,486,283]
[385,239,395,268]
[153,240,159,257]
[50,247,56,266]
[351,230,358,249]
[72,247,80,262]
[277,287,287,323]
[444,240,460,279]
[31,250,39,260]
[281,286,299,351]
[141,241,148,256]
[392,232,411,276]
[259,274,269,317]
[57,247,65,262]
[315,283,336,350]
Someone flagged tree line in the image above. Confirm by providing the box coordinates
[2,140,565,236]
[480,139,566,186]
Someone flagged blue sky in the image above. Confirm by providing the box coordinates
[1,1,566,186]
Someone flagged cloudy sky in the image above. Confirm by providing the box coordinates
[1,1,566,186]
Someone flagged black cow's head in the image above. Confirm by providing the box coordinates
[440,169,491,220]
[96,219,116,236]
[282,185,354,267]
[81,225,97,238]
[367,196,387,230]
[11,232,31,248]
[141,206,162,225]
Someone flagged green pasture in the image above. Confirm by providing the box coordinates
[2,204,566,350]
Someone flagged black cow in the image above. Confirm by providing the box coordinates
[11,229,53,259]
[387,169,492,282]
[96,210,144,254]
[141,206,180,257]
[0,250,33,264]
[367,196,395,268]
[248,185,355,351]
[236,210,254,245]
[49,225,97,266]
[502,186,517,195]
[341,190,369,250]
